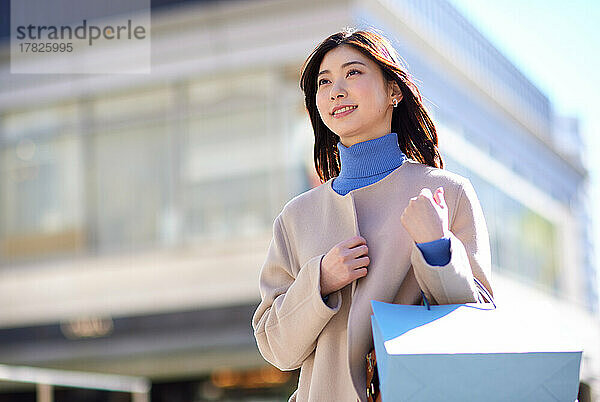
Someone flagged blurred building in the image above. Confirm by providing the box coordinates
[0,0,598,400]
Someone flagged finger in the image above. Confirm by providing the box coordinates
[433,187,442,205]
[353,267,368,280]
[432,187,440,204]
[434,187,447,208]
[343,235,367,248]
[350,244,368,258]
[352,255,370,269]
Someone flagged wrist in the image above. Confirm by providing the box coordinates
[415,234,444,244]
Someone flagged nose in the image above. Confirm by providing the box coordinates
[330,82,346,100]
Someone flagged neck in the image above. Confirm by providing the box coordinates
[337,132,406,179]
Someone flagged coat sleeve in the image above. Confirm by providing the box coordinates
[251,212,343,370]
[410,178,493,305]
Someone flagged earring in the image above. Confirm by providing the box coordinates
[392,98,399,108]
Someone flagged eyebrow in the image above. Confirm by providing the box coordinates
[318,60,367,77]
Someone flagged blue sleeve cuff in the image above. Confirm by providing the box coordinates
[415,236,451,266]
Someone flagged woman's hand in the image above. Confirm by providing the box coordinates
[320,236,369,297]
[400,187,449,243]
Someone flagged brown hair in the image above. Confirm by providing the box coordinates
[299,28,444,183]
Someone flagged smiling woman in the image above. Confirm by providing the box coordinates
[252,28,493,402]
[300,29,444,182]
[315,47,400,147]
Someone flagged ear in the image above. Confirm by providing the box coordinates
[388,80,403,102]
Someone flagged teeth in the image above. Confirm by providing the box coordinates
[334,105,357,115]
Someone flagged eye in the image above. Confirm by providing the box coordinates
[318,78,330,86]
[317,69,362,87]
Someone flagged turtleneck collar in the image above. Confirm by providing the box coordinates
[337,132,406,179]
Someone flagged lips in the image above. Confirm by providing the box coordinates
[331,104,358,116]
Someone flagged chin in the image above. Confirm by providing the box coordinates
[337,133,364,146]
[326,122,357,136]
[334,125,363,138]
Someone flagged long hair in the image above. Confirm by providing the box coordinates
[299,28,444,183]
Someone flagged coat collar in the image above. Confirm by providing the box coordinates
[324,158,418,200]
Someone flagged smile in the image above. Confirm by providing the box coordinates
[332,105,357,118]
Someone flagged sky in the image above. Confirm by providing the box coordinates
[447,0,600,304]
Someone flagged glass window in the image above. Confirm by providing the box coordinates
[87,85,176,254]
[91,124,169,253]
[0,70,310,262]
[182,104,275,239]
[0,133,84,264]
[93,87,171,123]
[445,155,560,292]
[182,70,293,241]
[183,170,274,241]
[1,104,77,142]
[188,70,273,108]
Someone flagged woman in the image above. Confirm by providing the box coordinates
[252,28,493,402]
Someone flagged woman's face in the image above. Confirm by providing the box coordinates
[316,45,401,147]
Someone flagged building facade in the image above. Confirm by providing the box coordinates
[0,0,597,400]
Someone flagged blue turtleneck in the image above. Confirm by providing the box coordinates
[332,132,450,267]
[333,131,408,195]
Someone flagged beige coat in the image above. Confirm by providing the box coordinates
[251,159,493,402]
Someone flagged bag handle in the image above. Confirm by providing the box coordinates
[420,276,495,310]
[474,277,496,307]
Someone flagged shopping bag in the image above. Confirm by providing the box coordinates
[370,293,582,401]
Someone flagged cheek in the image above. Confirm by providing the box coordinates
[356,80,386,111]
